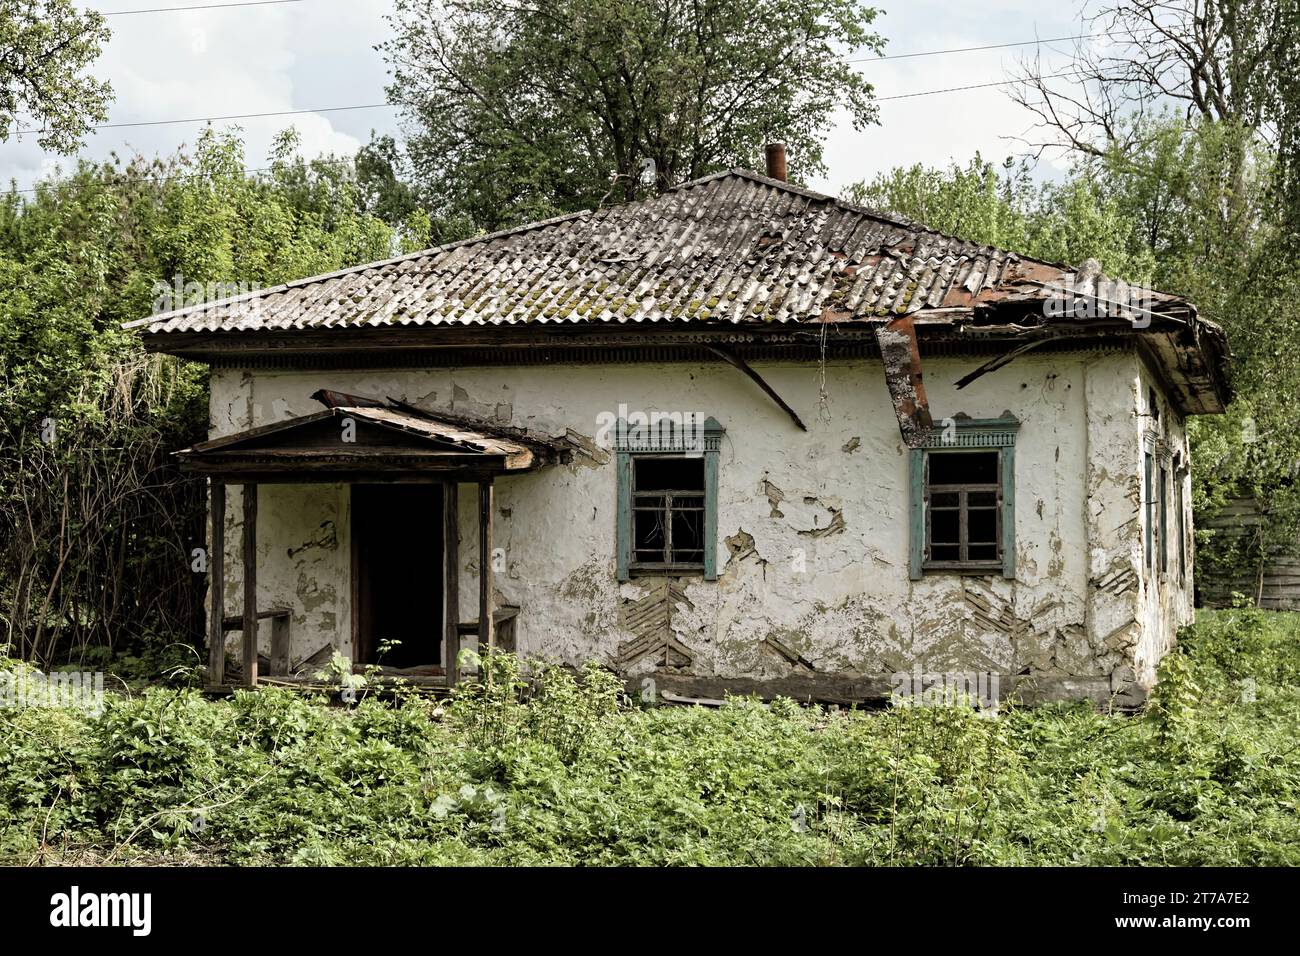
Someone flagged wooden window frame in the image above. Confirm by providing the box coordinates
[629,455,707,572]
[1143,431,1172,582]
[616,416,724,581]
[909,415,1018,581]
[923,452,1004,570]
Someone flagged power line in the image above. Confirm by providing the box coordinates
[850,32,1096,64]
[89,102,391,132]
[12,103,393,139]
[96,0,304,15]
[1,56,1100,186]
[849,29,1157,64]
[876,69,1085,102]
[3,65,1091,194]
[16,64,1085,137]
[4,67,1089,184]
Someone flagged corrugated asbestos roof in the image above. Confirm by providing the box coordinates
[127,169,1190,335]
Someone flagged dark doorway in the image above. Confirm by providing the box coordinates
[351,484,444,669]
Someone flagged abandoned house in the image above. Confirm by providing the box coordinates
[125,145,1231,707]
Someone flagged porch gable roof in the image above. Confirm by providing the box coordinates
[177,404,565,481]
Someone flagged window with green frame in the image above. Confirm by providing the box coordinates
[1143,431,1170,579]
[909,415,1019,580]
[615,416,724,581]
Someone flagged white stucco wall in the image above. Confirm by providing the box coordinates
[1132,361,1195,687]
[207,345,1192,704]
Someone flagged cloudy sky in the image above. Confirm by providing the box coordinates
[0,0,1085,199]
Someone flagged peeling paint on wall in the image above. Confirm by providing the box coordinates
[207,349,1191,704]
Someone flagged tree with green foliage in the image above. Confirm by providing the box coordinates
[382,0,883,231]
[1087,120,1300,595]
[845,114,1300,605]
[845,154,1155,281]
[0,128,425,666]
[0,0,112,153]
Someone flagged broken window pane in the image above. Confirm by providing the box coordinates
[931,491,959,509]
[925,450,1002,567]
[967,508,997,544]
[930,544,961,562]
[633,495,666,561]
[635,456,704,492]
[631,456,706,568]
[930,450,997,485]
[931,508,960,545]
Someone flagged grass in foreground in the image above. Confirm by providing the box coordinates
[2,609,1298,866]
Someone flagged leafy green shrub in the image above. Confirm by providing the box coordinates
[2,613,1299,866]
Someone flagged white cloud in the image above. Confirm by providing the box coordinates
[1,0,1092,200]
[0,0,400,190]
[809,2,1084,196]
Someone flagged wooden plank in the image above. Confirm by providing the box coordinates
[179,467,511,484]
[875,314,933,448]
[221,607,291,630]
[242,483,258,687]
[208,482,226,687]
[270,613,290,676]
[632,672,896,706]
[443,481,460,686]
[456,606,520,634]
[704,344,806,431]
[478,480,495,664]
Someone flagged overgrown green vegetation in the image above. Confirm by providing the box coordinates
[2,610,1297,866]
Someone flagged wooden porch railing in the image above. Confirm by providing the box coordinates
[219,606,292,679]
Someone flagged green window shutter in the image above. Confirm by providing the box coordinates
[702,417,724,581]
[615,450,632,581]
[1143,451,1154,571]
[704,440,720,581]
[909,448,925,581]
[1000,443,1016,579]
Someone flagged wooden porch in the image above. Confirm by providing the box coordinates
[178,395,563,691]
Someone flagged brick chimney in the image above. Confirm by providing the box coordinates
[764,142,787,182]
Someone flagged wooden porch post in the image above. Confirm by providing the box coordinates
[444,481,460,687]
[478,479,494,667]
[208,481,226,687]
[242,483,258,687]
